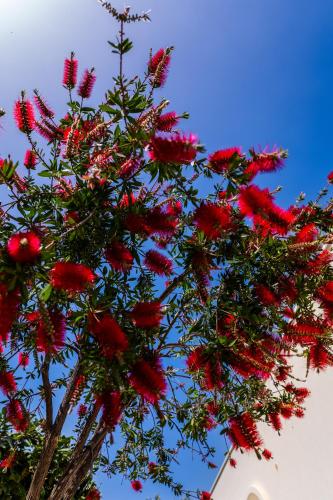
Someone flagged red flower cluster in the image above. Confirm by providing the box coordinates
[200,491,212,500]
[208,147,241,172]
[193,203,233,239]
[131,480,143,492]
[63,53,78,89]
[36,120,62,142]
[156,111,179,132]
[148,48,171,88]
[309,342,330,371]
[262,449,273,460]
[130,301,163,329]
[89,313,128,359]
[18,352,29,367]
[129,357,167,404]
[0,371,17,396]
[97,390,123,429]
[228,412,263,450]
[268,412,282,432]
[14,98,35,133]
[144,250,173,276]
[31,310,66,353]
[244,148,285,179]
[118,157,142,178]
[105,241,133,272]
[0,284,20,343]
[50,262,95,292]
[284,321,326,345]
[33,91,54,119]
[254,284,280,307]
[239,184,295,235]
[186,347,223,389]
[294,223,318,243]
[78,404,88,418]
[24,149,38,169]
[149,133,198,164]
[0,453,16,469]
[229,458,237,468]
[5,399,28,432]
[7,231,41,264]
[78,69,96,98]
[85,487,101,500]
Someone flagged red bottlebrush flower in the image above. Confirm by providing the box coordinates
[278,278,298,303]
[262,449,273,461]
[78,69,96,98]
[149,133,198,164]
[268,412,282,431]
[294,223,318,243]
[63,211,80,224]
[148,48,171,88]
[239,184,295,235]
[85,487,101,500]
[18,352,29,368]
[156,112,179,132]
[129,357,167,404]
[309,342,329,371]
[0,284,20,343]
[118,157,142,178]
[5,399,28,432]
[131,480,143,492]
[119,192,137,208]
[36,310,66,353]
[166,200,182,216]
[193,203,233,239]
[14,97,35,133]
[131,301,163,329]
[186,346,206,372]
[78,404,88,417]
[7,231,41,264]
[204,358,224,390]
[24,149,38,169]
[0,371,17,396]
[294,408,305,418]
[203,415,217,430]
[105,241,134,272]
[63,53,78,89]
[254,284,280,307]
[304,250,333,275]
[50,262,95,292]
[97,390,123,429]
[0,453,15,469]
[244,148,285,178]
[229,458,237,468]
[146,206,179,236]
[36,120,62,142]
[293,387,310,403]
[228,412,262,450]
[285,321,326,345]
[200,491,212,500]
[144,250,173,276]
[280,403,294,419]
[89,313,128,359]
[208,147,242,173]
[328,171,333,183]
[33,90,54,119]
[206,401,219,416]
[316,280,333,304]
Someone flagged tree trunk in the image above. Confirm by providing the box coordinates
[26,362,81,500]
[49,424,107,500]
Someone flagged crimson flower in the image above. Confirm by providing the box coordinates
[5,399,28,432]
[85,487,101,500]
[105,241,133,272]
[193,203,233,239]
[148,48,171,88]
[89,313,128,359]
[78,69,96,98]
[14,97,35,133]
[50,262,95,292]
[144,249,173,276]
[0,371,17,396]
[33,90,54,119]
[228,412,263,450]
[18,352,29,367]
[130,301,163,329]
[0,284,20,343]
[156,111,179,132]
[129,357,167,404]
[131,480,143,492]
[200,492,212,500]
[208,147,241,172]
[149,133,198,164]
[63,53,78,89]
[24,149,38,169]
[7,231,41,263]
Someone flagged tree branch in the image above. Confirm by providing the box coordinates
[41,354,53,431]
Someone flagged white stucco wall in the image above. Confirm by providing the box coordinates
[211,357,333,500]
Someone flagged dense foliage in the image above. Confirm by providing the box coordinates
[1,2,333,498]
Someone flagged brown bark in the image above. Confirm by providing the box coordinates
[49,424,107,500]
[26,362,81,500]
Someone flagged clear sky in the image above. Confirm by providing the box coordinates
[1,0,333,498]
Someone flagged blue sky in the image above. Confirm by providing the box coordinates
[1,0,333,498]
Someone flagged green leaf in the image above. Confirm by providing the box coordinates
[39,284,53,302]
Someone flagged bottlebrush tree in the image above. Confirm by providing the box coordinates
[1,2,333,499]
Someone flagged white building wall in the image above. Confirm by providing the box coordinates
[211,358,333,500]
